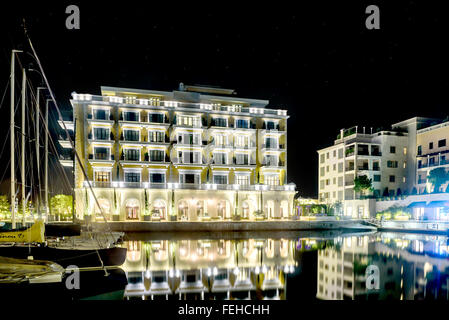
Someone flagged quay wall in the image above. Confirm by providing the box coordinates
[92,219,367,233]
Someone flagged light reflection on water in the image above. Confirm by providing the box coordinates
[119,232,449,300]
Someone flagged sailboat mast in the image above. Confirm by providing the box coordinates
[10,50,22,229]
[45,99,49,222]
[35,87,44,218]
[21,68,26,225]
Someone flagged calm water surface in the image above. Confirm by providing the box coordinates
[119,231,449,300]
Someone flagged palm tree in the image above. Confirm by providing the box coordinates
[427,168,449,193]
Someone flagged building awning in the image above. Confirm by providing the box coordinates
[426,201,449,208]
[407,202,427,208]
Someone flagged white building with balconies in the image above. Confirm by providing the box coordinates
[59,84,295,222]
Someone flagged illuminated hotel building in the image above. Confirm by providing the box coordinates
[317,117,449,218]
[58,84,295,221]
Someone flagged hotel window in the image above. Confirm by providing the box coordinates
[93,109,107,120]
[123,111,139,122]
[235,135,248,147]
[429,157,435,165]
[320,154,325,163]
[265,155,277,166]
[95,171,110,182]
[181,173,198,184]
[387,160,398,168]
[150,150,165,162]
[125,149,140,161]
[333,150,336,157]
[178,115,200,127]
[265,137,277,148]
[326,166,329,172]
[327,152,329,159]
[214,152,227,165]
[235,153,249,165]
[213,117,227,127]
[149,173,165,183]
[124,129,139,141]
[338,148,343,159]
[125,172,140,182]
[374,175,381,182]
[338,162,343,173]
[403,147,407,155]
[438,139,446,147]
[266,121,276,130]
[148,113,164,123]
[338,176,343,186]
[265,175,280,186]
[94,127,109,140]
[235,119,249,129]
[389,175,395,183]
[333,177,336,185]
[213,175,228,184]
[214,134,227,146]
[333,164,336,171]
[236,175,249,185]
[149,131,164,142]
[390,146,396,154]
[417,145,422,155]
[320,167,325,176]
[179,133,199,145]
[179,151,200,164]
[320,180,324,189]
[94,147,109,160]
[429,142,434,150]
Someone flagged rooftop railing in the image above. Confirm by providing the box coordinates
[72,93,288,117]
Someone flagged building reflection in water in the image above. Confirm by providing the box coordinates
[121,238,297,300]
[316,234,449,300]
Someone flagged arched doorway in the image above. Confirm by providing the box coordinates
[265,200,275,219]
[178,200,189,221]
[125,199,140,220]
[280,200,289,219]
[153,199,166,220]
[196,200,204,220]
[242,201,250,219]
[217,200,230,220]
[95,198,111,221]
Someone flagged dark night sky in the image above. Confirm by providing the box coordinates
[1,1,449,197]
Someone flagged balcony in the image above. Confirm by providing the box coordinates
[171,157,206,166]
[59,155,73,167]
[88,154,114,163]
[262,160,285,168]
[83,181,295,191]
[345,180,354,186]
[262,144,285,151]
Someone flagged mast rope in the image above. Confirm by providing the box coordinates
[23,20,114,275]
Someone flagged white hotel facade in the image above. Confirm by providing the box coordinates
[58,84,295,221]
[318,117,449,219]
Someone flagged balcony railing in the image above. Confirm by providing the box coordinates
[89,154,114,161]
[418,159,449,169]
[84,181,295,191]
